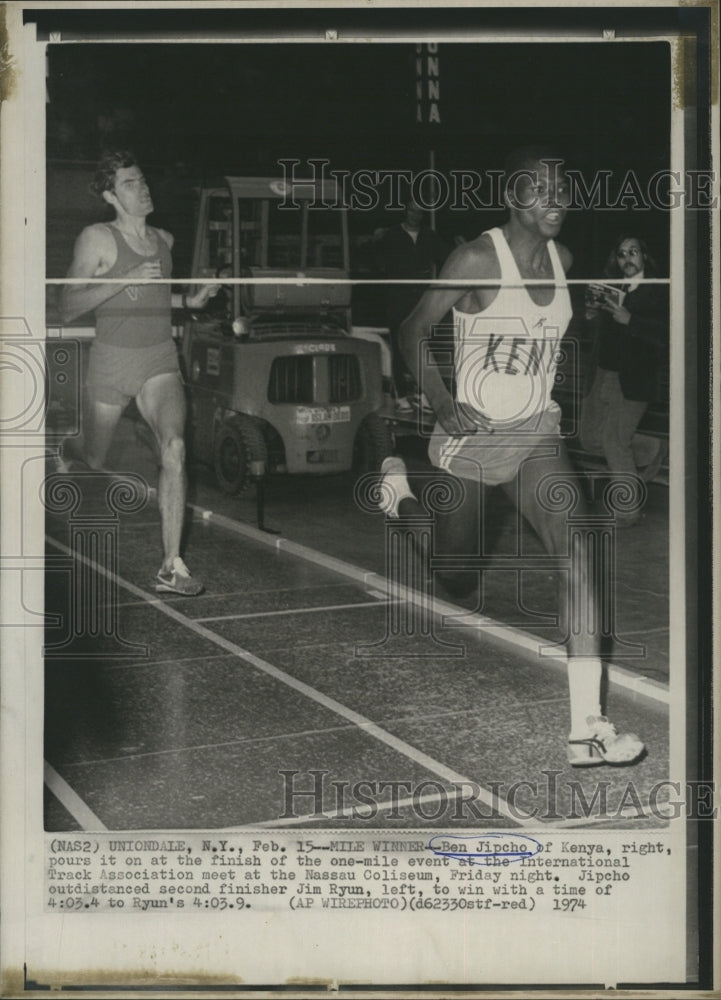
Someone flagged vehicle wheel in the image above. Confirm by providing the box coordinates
[213,417,268,495]
[352,412,394,475]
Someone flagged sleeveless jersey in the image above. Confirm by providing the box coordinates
[95,225,173,348]
[453,227,572,427]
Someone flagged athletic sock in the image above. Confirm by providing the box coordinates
[379,457,415,518]
[566,656,603,737]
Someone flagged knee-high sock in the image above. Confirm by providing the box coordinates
[567,656,603,735]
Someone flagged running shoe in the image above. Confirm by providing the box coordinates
[155,557,204,596]
[410,393,436,416]
[567,716,645,767]
[379,455,411,518]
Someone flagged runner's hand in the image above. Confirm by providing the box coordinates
[436,398,492,436]
[188,284,222,309]
[125,260,162,282]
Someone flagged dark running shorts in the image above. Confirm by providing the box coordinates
[86,338,181,406]
[427,403,562,486]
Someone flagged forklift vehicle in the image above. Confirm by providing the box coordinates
[182,176,394,495]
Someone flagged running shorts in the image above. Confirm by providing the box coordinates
[428,402,562,486]
[86,338,181,406]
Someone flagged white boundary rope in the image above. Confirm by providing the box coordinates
[46,276,672,285]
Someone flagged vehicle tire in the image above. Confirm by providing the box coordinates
[213,417,268,495]
[352,412,394,475]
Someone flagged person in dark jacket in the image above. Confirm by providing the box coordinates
[376,200,449,412]
[580,235,668,524]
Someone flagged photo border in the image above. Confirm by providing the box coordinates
[1,2,717,995]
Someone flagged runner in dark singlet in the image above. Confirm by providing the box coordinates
[60,150,219,596]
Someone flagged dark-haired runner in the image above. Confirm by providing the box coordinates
[60,150,218,596]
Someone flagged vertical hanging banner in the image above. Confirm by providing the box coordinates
[416,42,441,124]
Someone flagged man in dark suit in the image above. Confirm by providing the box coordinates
[580,235,668,524]
[377,200,449,412]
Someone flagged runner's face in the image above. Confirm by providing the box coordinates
[615,238,645,278]
[107,165,154,218]
[509,161,570,238]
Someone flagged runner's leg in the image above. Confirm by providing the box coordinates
[501,440,603,733]
[136,372,187,570]
[383,459,482,598]
[84,399,124,470]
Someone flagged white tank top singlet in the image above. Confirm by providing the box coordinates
[453,227,572,427]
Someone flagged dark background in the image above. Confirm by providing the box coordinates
[46,40,671,298]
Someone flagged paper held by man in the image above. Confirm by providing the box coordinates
[585,282,627,309]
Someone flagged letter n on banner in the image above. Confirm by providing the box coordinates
[415,42,441,125]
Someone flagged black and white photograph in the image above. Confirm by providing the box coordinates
[0,1,717,994]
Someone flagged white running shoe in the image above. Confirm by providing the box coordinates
[155,557,204,597]
[567,716,645,767]
[410,393,435,415]
[379,456,413,518]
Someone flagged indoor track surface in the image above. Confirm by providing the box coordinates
[44,418,670,833]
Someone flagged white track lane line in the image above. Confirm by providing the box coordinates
[194,599,390,624]
[45,533,535,828]
[44,761,107,831]
[111,584,366,612]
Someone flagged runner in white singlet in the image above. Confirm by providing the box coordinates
[379,148,644,767]
[428,225,573,486]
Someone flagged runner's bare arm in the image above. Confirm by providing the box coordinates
[59,225,164,324]
[159,231,221,311]
[399,241,497,434]
[171,283,222,311]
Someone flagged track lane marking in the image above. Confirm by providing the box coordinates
[105,582,368,612]
[44,761,107,831]
[55,721,405,768]
[194,599,390,624]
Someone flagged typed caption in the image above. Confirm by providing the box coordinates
[46,832,672,916]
